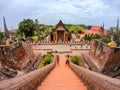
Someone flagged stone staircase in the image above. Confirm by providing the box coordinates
[0,56,120,90]
[37,56,87,90]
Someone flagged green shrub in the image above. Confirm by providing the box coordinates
[39,54,54,68]
[42,54,47,58]
[99,36,111,43]
[70,56,82,66]
[32,36,38,41]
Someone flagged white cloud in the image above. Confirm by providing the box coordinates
[0,0,120,30]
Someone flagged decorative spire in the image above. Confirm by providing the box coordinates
[3,16,10,38]
[101,22,104,36]
[102,22,104,32]
[116,16,119,31]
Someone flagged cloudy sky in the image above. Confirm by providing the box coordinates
[0,0,120,31]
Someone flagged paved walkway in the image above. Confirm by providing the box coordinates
[37,56,87,90]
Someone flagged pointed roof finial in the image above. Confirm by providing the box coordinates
[3,16,10,38]
[116,16,119,31]
[56,20,66,28]
[58,20,63,25]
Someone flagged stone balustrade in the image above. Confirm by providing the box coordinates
[0,57,56,90]
[69,62,120,90]
[30,41,89,45]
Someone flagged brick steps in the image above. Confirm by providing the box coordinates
[37,56,87,90]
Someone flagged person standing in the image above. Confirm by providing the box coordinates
[65,55,69,65]
[56,55,59,65]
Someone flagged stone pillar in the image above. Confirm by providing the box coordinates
[53,34,55,43]
[64,31,65,41]
[56,32,58,43]
[55,33,57,44]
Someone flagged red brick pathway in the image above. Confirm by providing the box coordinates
[37,56,87,90]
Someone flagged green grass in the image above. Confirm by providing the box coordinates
[39,54,54,68]
[70,56,83,66]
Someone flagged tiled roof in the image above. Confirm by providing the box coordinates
[90,26,102,32]
[9,29,16,34]
[50,20,71,34]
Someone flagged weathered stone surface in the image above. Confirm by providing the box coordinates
[1,42,27,70]
[0,41,41,81]
[0,42,41,70]
[0,57,56,90]
[69,62,120,90]
[0,66,17,77]
[88,39,120,72]
[81,52,100,72]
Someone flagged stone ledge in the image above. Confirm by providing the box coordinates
[81,52,101,72]
[69,62,120,90]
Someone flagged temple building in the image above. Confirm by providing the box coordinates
[79,25,107,39]
[48,20,72,43]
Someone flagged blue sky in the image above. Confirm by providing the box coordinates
[0,0,120,31]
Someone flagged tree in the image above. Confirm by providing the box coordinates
[65,24,73,29]
[86,25,92,29]
[18,19,36,37]
[82,34,101,41]
[0,32,4,43]
[70,25,83,34]
[80,24,86,29]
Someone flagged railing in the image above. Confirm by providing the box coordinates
[0,56,56,90]
[40,41,82,45]
[69,62,120,90]
[29,41,90,45]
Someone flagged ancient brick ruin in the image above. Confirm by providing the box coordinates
[81,39,120,78]
[0,42,41,81]
[90,40,120,71]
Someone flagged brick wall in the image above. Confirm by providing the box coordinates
[0,42,41,71]
[89,39,120,72]
[0,42,28,70]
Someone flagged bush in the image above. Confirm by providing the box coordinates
[39,54,54,68]
[99,36,111,43]
[32,36,38,41]
[82,34,101,41]
[70,56,82,66]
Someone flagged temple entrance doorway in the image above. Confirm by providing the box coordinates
[57,31,64,42]
[51,34,53,41]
